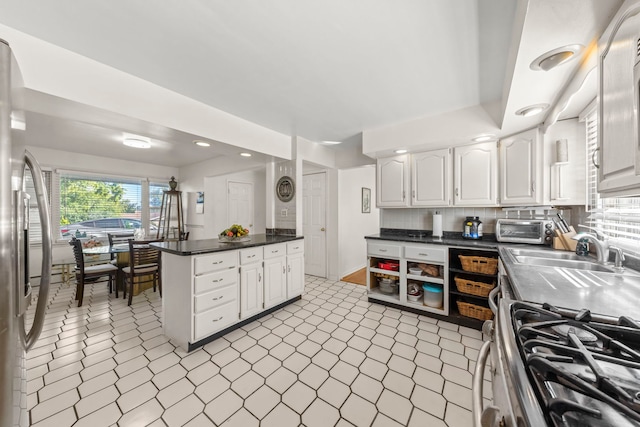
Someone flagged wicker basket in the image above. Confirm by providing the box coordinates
[458,255,498,275]
[454,276,495,297]
[456,301,494,321]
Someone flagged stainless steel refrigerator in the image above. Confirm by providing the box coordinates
[0,39,52,427]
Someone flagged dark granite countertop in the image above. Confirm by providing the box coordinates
[152,234,303,256]
[365,229,500,250]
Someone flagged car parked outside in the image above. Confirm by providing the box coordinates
[60,218,156,239]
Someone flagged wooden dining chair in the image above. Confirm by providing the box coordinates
[69,237,118,306]
[107,232,135,264]
[122,239,163,306]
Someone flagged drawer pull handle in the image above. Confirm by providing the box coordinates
[272,250,279,253]
[248,254,255,258]
[418,253,428,256]
[228,266,235,269]
[379,249,387,253]
[293,246,299,249]
[212,278,223,283]
[212,296,224,301]
[212,316,223,322]
[212,261,223,265]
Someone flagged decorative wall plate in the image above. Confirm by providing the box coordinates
[276,176,295,202]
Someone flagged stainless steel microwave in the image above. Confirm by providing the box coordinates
[495,219,554,245]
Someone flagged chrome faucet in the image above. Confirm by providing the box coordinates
[609,246,625,271]
[572,232,609,263]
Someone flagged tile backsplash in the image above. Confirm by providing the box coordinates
[380,206,580,234]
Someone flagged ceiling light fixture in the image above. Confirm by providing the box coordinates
[122,135,151,149]
[395,149,408,154]
[321,141,342,145]
[515,104,549,117]
[530,44,584,71]
[194,140,210,147]
[472,134,495,143]
[240,152,252,157]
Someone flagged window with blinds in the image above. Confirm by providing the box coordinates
[24,169,53,244]
[59,172,143,240]
[586,109,640,247]
[149,181,169,233]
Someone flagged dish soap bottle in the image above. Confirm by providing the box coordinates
[575,237,589,256]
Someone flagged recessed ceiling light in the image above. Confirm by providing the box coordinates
[240,152,252,157]
[123,135,151,149]
[321,141,342,145]
[530,45,584,71]
[472,134,495,143]
[395,149,408,154]
[194,140,210,147]
[515,104,549,117]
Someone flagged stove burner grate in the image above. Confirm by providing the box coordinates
[511,301,640,427]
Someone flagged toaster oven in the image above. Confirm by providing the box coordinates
[495,219,554,244]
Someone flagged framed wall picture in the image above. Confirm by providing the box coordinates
[196,192,204,214]
[362,187,371,213]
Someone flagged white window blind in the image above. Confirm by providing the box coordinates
[59,172,143,240]
[586,110,640,245]
[24,169,52,244]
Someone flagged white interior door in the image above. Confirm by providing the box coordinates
[303,172,326,277]
[227,181,254,233]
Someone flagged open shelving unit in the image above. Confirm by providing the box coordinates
[448,247,498,330]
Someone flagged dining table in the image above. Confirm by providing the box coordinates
[82,243,153,296]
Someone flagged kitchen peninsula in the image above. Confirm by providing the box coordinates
[153,234,304,351]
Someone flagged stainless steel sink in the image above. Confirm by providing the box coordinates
[513,256,614,272]
[507,248,584,261]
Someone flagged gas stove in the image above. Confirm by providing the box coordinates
[508,301,640,427]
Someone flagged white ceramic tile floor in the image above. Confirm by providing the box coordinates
[27,275,491,426]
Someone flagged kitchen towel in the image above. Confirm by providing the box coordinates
[433,212,443,238]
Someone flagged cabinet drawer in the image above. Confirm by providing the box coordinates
[287,240,304,255]
[240,247,263,265]
[194,251,237,276]
[194,301,238,341]
[367,242,401,258]
[264,243,287,259]
[194,284,237,314]
[194,268,238,295]
[404,245,445,263]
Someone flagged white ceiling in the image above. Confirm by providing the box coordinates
[0,1,624,166]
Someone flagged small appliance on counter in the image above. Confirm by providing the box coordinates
[462,216,483,239]
[495,218,554,244]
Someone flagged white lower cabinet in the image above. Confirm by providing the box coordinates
[287,241,305,298]
[264,243,287,309]
[366,240,448,316]
[162,238,305,351]
[240,247,263,319]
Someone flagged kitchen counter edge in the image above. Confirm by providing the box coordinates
[365,233,500,250]
[152,234,304,256]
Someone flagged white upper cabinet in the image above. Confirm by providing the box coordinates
[411,148,451,207]
[376,155,410,207]
[453,142,498,206]
[597,7,640,196]
[499,128,542,206]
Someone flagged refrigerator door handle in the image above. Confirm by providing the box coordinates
[20,150,52,351]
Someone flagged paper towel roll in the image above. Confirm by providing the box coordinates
[556,139,569,163]
[433,212,443,238]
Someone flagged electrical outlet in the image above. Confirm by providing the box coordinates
[281,209,288,217]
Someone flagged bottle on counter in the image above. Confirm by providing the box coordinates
[462,216,483,240]
[575,237,589,256]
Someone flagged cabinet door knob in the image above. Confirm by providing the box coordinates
[592,147,600,169]
[321,228,325,232]
[455,188,459,197]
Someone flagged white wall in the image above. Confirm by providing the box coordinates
[338,166,379,277]
[203,169,267,239]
